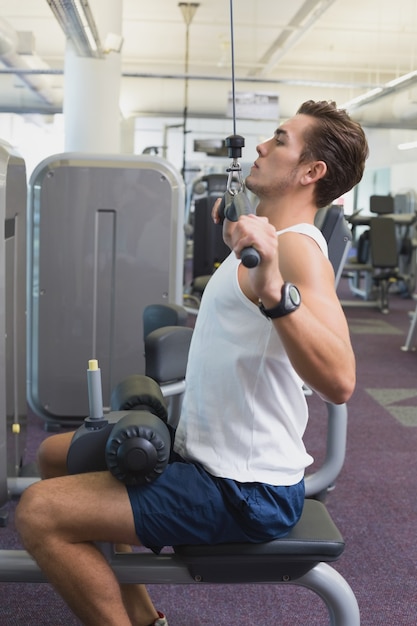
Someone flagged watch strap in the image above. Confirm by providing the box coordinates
[259,283,301,319]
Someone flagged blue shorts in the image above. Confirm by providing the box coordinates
[126,455,304,553]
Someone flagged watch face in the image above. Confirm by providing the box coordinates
[289,284,301,306]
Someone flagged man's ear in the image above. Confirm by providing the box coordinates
[301,160,327,185]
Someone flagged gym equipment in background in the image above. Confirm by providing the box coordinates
[0,140,27,523]
[26,153,184,426]
[191,174,230,279]
[343,216,406,313]
[344,193,417,309]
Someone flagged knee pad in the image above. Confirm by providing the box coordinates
[67,375,171,485]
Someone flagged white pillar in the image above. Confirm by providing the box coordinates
[63,0,123,153]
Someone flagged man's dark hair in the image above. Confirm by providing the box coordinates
[296,100,369,209]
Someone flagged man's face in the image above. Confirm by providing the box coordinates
[246,114,314,199]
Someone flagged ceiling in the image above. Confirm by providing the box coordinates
[1,0,417,129]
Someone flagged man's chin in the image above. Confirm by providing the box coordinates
[245,176,254,192]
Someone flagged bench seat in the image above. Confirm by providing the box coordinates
[174,499,344,583]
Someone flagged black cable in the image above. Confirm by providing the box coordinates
[229,0,237,137]
[223,0,260,268]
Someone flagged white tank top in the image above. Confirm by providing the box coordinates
[174,223,328,485]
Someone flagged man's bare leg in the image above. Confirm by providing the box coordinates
[115,543,164,625]
[26,433,158,625]
[37,431,74,479]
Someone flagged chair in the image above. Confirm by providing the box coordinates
[370,217,404,313]
[343,216,404,313]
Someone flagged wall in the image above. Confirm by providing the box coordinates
[0,113,64,179]
[364,127,417,201]
[133,115,274,183]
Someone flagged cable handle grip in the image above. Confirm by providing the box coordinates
[218,190,261,268]
[240,245,261,268]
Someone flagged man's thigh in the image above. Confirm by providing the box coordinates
[18,471,139,546]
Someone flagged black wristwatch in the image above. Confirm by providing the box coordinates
[259,283,301,319]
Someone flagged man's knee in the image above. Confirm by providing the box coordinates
[37,432,73,479]
[37,436,57,478]
[15,481,55,549]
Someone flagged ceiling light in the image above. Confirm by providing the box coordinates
[386,70,417,89]
[398,140,417,151]
[46,0,103,58]
[342,87,384,109]
[178,3,200,27]
[343,70,417,112]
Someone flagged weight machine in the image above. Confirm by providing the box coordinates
[1,348,358,626]
[0,136,359,622]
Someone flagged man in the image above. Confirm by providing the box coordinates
[16,100,368,626]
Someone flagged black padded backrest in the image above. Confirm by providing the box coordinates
[145,326,193,383]
[370,194,394,215]
[315,205,352,286]
[370,217,398,268]
[143,303,188,340]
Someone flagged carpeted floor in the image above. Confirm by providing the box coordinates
[1,276,417,625]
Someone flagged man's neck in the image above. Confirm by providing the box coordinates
[255,197,318,231]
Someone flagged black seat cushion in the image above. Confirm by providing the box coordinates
[174,499,344,583]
